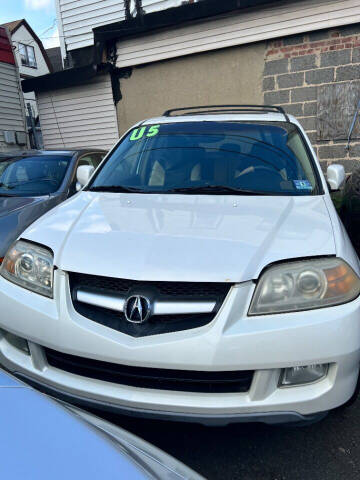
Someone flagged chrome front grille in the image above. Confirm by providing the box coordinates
[68,272,233,337]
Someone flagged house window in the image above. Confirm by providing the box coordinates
[19,43,37,68]
[318,82,360,141]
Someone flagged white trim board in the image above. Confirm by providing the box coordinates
[116,0,360,67]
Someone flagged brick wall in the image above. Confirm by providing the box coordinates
[263,24,360,173]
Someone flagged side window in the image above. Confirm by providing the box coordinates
[68,153,105,196]
[78,155,94,168]
[19,44,37,68]
[78,153,105,169]
[92,153,106,168]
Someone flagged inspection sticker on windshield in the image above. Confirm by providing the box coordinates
[293,180,312,190]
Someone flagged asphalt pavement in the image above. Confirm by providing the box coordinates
[97,399,360,480]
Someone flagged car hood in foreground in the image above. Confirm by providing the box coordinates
[0,195,45,218]
[0,370,202,480]
[23,191,336,282]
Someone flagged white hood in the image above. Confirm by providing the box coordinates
[23,192,335,283]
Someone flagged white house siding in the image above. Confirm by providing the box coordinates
[11,24,51,119]
[116,0,360,67]
[0,62,27,152]
[142,0,191,14]
[56,0,193,51]
[57,0,127,51]
[36,75,119,150]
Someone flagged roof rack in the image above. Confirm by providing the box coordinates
[163,105,290,122]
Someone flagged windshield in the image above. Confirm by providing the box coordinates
[0,155,71,197]
[89,122,320,195]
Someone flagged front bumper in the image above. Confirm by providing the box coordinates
[12,372,330,426]
[0,270,359,425]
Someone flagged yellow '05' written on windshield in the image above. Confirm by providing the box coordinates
[130,125,160,141]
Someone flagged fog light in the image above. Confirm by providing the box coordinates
[2,330,29,355]
[280,364,328,387]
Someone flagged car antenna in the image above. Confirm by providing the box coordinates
[346,100,360,151]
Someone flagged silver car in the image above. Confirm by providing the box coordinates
[0,149,106,260]
[0,363,202,479]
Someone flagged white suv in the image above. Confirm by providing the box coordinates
[0,105,359,426]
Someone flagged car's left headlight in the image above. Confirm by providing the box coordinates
[249,257,360,315]
[0,240,54,298]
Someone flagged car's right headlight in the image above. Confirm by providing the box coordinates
[248,257,360,315]
[0,240,54,298]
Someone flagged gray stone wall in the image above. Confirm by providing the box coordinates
[263,25,360,173]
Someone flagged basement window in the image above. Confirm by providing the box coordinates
[19,43,37,68]
[318,82,360,141]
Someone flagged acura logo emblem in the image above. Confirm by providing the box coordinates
[124,295,151,324]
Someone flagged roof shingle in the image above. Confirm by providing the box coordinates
[0,20,23,33]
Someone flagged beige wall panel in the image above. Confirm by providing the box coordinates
[37,75,119,150]
[117,42,265,134]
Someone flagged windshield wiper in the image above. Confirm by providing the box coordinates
[88,185,148,193]
[0,182,13,190]
[165,185,273,195]
[89,184,274,195]
[0,192,15,197]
